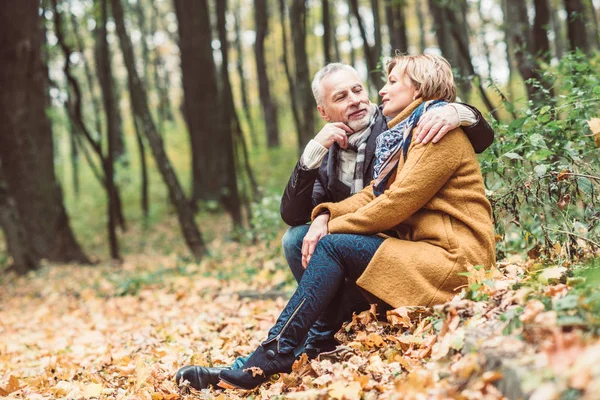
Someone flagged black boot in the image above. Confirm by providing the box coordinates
[218,341,295,390]
[176,365,229,390]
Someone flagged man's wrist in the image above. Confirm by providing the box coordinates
[450,104,478,127]
[301,140,328,170]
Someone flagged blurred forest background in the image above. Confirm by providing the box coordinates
[1,0,599,275]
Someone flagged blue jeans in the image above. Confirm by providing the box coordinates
[263,233,385,353]
[231,228,376,368]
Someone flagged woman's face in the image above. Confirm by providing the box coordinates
[379,65,419,117]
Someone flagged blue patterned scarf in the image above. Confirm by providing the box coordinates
[373,100,447,196]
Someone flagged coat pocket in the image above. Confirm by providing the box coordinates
[442,214,459,251]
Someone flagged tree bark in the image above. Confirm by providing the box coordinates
[533,0,552,62]
[97,0,121,260]
[111,0,205,260]
[174,0,223,203]
[504,0,548,104]
[386,0,409,54]
[254,0,280,147]
[415,0,427,53]
[564,0,591,53]
[0,1,89,265]
[550,0,565,58]
[0,161,38,274]
[278,0,302,150]
[93,2,126,160]
[290,0,315,150]
[322,0,332,63]
[215,0,243,227]
[349,0,379,94]
[234,0,258,148]
[429,0,471,99]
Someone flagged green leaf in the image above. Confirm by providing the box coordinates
[554,294,579,311]
[529,133,547,148]
[504,152,523,160]
[534,164,548,178]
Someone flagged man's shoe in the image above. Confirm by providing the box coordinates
[218,342,295,390]
[176,365,229,390]
[304,338,339,360]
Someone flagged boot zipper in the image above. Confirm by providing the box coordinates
[264,297,306,353]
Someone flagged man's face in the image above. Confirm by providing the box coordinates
[317,69,374,132]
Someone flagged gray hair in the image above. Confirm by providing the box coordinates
[311,63,360,105]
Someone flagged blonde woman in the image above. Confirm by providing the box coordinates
[218,54,496,390]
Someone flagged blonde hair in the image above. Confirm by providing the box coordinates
[386,54,457,102]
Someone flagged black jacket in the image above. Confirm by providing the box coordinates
[280,104,494,226]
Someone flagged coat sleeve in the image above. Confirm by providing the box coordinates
[312,184,375,221]
[459,103,495,154]
[323,128,466,235]
[280,161,330,226]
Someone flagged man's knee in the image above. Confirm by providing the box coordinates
[282,225,309,257]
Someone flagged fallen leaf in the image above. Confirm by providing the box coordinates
[587,118,600,147]
[328,380,361,400]
[243,366,264,377]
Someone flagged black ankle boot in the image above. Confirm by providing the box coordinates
[218,342,296,390]
[176,365,230,390]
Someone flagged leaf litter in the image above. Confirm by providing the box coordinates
[1,234,599,399]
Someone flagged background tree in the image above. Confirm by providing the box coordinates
[0,0,89,269]
[290,0,315,149]
[254,0,280,147]
[173,0,222,205]
[111,0,205,259]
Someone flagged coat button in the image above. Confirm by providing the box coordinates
[266,349,276,359]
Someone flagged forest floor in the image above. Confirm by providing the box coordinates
[1,224,599,400]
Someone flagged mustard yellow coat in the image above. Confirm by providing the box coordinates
[312,100,496,308]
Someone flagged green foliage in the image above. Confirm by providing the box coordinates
[480,51,600,260]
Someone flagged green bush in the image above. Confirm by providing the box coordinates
[481,51,600,261]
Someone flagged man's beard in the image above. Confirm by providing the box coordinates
[346,105,375,133]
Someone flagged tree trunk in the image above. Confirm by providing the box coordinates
[505,0,548,104]
[111,0,206,260]
[150,3,174,130]
[586,0,600,49]
[371,0,382,63]
[564,0,591,53]
[67,1,103,143]
[0,1,89,265]
[330,6,341,61]
[174,0,223,203]
[234,0,257,148]
[533,0,552,62]
[290,0,315,150]
[349,0,379,94]
[254,0,280,147]
[278,0,302,147]
[93,1,126,159]
[416,0,427,53]
[347,10,356,65]
[98,0,121,260]
[322,0,332,63]
[386,0,409,54]
[0,161,39,274]
[429,0,471,99]
[215,0,243,227]
[550,0,565,58]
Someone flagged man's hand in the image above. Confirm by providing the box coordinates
[302,213,330,268]
[414,105,460,145]
[314,123,353,149]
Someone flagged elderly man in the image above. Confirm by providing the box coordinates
[176,63,494,390]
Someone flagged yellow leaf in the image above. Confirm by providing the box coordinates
[0,375,21,395]
[587,118,600,147]
[328,380,362,400]
[537,266,567,284]
[82,383,103,398]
